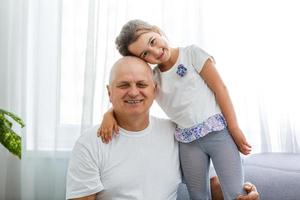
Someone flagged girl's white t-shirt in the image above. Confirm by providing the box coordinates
[154,45,221,128]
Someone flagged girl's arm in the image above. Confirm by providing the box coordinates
[97,108,119,144]
[199,59,251,155]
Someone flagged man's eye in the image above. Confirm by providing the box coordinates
[137,83,148,88]
[117,85,129,88]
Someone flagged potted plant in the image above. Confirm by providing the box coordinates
[0,108,24,159]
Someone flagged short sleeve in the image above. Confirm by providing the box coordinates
[190,45,214,73]
[66,138,104,199]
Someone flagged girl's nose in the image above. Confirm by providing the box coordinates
[150,47,161,56]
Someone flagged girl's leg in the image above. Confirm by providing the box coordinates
[205,129,244,200]
[179,140,210,200]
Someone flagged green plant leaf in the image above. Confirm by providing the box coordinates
[0,109,25,128]
[0,113,13,128]
[0,108,24,159]
[0,124,21,159]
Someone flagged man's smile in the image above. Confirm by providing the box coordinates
[124,99,143,104]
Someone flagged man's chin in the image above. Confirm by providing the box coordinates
[124,109,149,118]
[126,111,147,117]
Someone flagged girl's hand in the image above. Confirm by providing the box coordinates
[97,111,119,144]
[229,127,252,155]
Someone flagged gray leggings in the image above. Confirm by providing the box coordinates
[179,129,244,200]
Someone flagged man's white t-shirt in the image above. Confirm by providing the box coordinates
[66,116,181,200]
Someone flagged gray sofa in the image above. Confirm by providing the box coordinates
[177,153,300,200]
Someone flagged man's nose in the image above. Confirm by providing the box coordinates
[128,86,139,97]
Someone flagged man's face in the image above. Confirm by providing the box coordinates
[107,58,156,119]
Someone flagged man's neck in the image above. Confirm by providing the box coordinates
[115,114,150,132]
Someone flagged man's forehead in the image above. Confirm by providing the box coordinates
[109,56,152,84]
[114,70,152,83]
[115,61,151,76]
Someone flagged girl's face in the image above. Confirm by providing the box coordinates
[128,31,171,65]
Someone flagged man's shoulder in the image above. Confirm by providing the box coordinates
[150,116,176,129]
[76,125,100,146]
[150,115,172,123]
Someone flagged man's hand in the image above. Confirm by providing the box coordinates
[211,177,259,200]
[237,182,259,200]
[70,193,97,200]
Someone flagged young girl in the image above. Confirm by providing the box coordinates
[98,19,251,200]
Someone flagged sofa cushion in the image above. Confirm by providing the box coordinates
[177,153,300,200]
[244,153,300,200]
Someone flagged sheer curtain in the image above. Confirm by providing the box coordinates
[0,1,25,198]
[200,0,300,153]
[1,0,300,199]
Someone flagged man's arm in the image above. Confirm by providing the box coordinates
[70,193,97,200]
[66,131,104,200]
[69,190,109,200]
[210,176,223,200]
[210,176,259,200]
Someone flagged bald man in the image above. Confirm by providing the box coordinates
[66,56,259,200]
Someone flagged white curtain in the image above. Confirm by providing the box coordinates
[200,0,300,153]
[0,0,299,199]
[0,0,26,199]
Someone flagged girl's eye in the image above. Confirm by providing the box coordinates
[142,51,148,58]
[150,39,155,46]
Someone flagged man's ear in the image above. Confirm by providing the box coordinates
[106,85,112,102]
